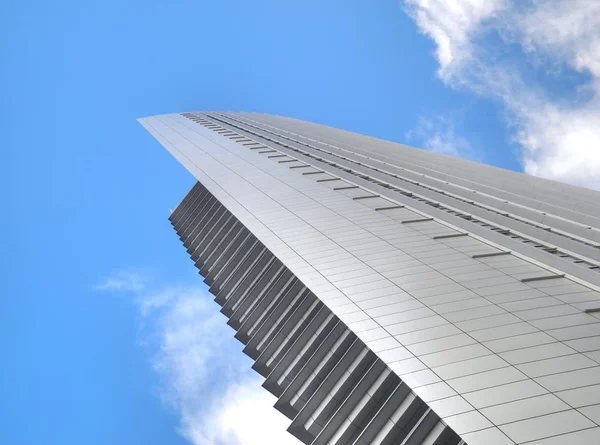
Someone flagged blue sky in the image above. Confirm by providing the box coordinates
[2,1,599,444]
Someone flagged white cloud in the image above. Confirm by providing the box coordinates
[404,0,507,83]
[404,0,600,189]
[407,115,478,160]
[97,271,299,445]
[95,269,149,293]
[140,285,299,445]
[186,380,298,445]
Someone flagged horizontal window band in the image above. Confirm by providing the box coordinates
[353,195,380,200]
[472,251,511,258]
[376,205,405,211]
[334,186,359,190]
[401,217,433,223]
[433,233,469,240]
[317,178,342,182]
[302,171,324,175]
[521,274,565,283]
[290,165,311,169]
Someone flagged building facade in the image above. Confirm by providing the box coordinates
[139,111,600,445]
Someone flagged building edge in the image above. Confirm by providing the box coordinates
[169,180,465,445]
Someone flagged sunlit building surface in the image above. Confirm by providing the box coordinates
[140,111,600,445]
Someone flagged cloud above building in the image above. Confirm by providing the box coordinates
[404,0,600,189]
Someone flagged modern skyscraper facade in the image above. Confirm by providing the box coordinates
[139,111,600,445]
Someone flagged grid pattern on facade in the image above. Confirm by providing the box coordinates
[170,181,463,445]
[201,111,600,284]
[140,112,600,445]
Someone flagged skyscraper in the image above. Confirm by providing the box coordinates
[139,111,600,445]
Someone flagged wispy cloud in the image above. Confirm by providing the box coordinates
[404,0,600,189]
[95,269,150,293]
[406,115,479,161]
[97,270,299,445]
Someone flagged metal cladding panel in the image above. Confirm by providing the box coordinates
[167,181,462,445]
[210,111,600,282]
[234,112,600,223]
[140,112,600,445]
